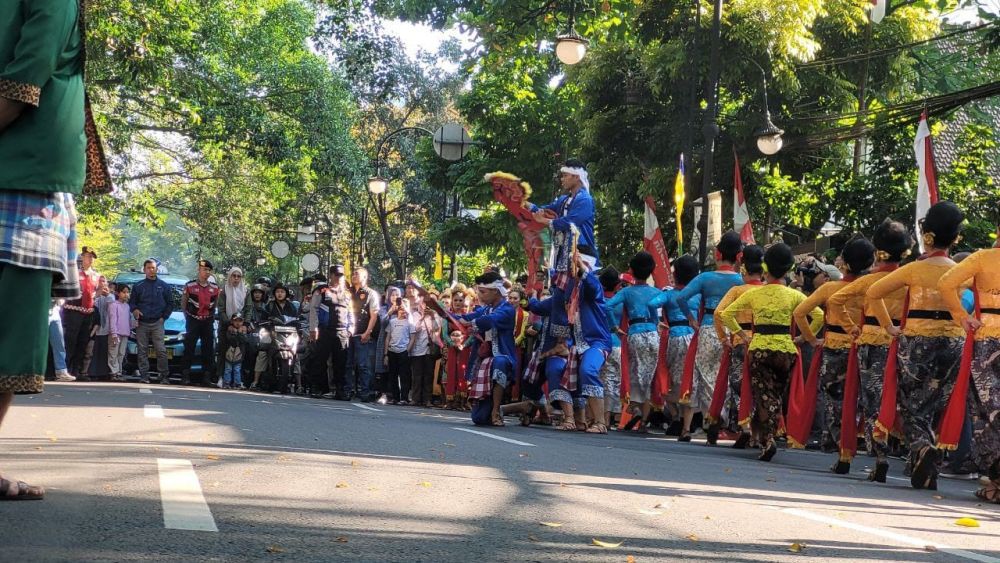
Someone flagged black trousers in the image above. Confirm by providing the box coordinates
[62,309,93,377]
[409,354,435,405]
[310,327,349,396]
[183,317,215,379]
[387,351,410,402]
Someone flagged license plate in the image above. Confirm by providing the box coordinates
[148,349,175,359]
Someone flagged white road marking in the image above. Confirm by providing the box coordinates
[156,459,218,532]
[451,427,536,447]
[144,404,164,418]
[354,403,381,412]
[778,507,999,563]
[139,388,152,394]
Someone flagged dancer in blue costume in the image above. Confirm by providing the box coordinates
[606,252,663,432]
[598,267,625,428]
[673,231,745,443]
[453,272,517,427]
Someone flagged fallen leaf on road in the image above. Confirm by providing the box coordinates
[788,542,806,553]
[265,545,284,553]
[591,539,623,548]
[560,483,567,488]
[685,534,698,542]
[932,495,943,500]
[724,468,732,473]
[765,477,776,482]
[34,447,41,450]
[350,460,359,467]
[627,556,635,563]
[276,455,290,461]
[334,536,348,543]
[654,503,666,509]
[528,534,540,542]
[335,482,349,489]
[418,481,432,488]
[48,437,58,442]
[704,516,711,520]
[443,443,456,447]
[638,509,662,516]
[924,545,938,552]
[205,454,221,461]
[518,453,530,458]
[955,517,980,528]
[539,522,563,528]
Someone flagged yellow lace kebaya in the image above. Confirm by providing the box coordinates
[714,282,764,346]
[939,248,1000,341]
[827,268,905,347]
[720,284,824,355]
[793,280,859,350]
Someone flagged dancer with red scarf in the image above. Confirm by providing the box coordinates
[827,220,911,483]
[938,228,1000,503]
[866,201,966,490]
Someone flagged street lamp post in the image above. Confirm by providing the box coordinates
[698,0,724,267]
[554,0,588,65]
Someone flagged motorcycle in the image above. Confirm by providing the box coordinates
[257,315,305,394]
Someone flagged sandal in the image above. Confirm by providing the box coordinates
[491,414,505,427]
[520,405,537,427]
[910,446,938,490]
[677,431,692,443]
[621,408,644,432]
[556,420,578,431]
[0,478,44,501]
[869,460,889,483]
[586,423,608,434]
[758,440,778,462]
[974,481,1000,504]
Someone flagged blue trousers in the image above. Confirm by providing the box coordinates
[345,335,376,399]
[545,348,606,408]
[470,355,513,426]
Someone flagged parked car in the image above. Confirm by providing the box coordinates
[112,272,217,382]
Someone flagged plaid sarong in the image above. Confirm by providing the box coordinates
[469,357,494,399]
[561,346,609,393]
[0,191,80,299]
[524,348,542,384]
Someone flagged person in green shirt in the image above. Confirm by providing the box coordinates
[0,0,110,501]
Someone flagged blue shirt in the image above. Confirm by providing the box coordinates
[674,270,744,326]
[532,188,598,264]
[602,294,623,348]
[129,277,173,323]
[605,284,662,335]
[650,288,698,337]
[460,300,517,363]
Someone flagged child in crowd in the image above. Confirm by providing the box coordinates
[107,285,133,381]
[221,314,248,389]
[385,298,413,404]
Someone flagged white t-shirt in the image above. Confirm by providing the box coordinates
[387,317,412,353]
[409,311,434,356]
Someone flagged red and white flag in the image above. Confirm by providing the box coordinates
[914,110,940,253]
[733,152,755,244]
[870,0,887,23]
[643,195,673,288]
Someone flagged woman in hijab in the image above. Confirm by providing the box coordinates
[216,267,250,382]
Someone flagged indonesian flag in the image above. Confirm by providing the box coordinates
[914,110,940,253]
[644,195,673,288]
[733,152,755,244]
[870,0,887,23]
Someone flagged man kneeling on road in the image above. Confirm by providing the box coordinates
[449,272,516,427]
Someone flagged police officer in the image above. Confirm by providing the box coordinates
[308,265,353,399]
[181,259,220,385]
[347,267,380,402]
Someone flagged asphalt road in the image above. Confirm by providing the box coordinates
[2,383,998,562]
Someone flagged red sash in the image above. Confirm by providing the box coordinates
[678,305,704,404]
[837,343,862,459]
[786,346,823,449]
[737,347,754,427]
[937,282,978,450]
[705,346,732,425]
[650,326,670,407]
[874,291,909,441]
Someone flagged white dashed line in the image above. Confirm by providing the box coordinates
[451,427,536,447]
[777,507,999,563]
[156,459,218,532]
[139,388,152,394]
[354,403,381,412]
[144,404,164,418]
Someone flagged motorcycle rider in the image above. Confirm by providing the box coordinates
[247,284,270,391]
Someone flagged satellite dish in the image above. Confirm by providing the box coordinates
[433,123,474,162]
[270,240,290,259]
[300,253,320,272]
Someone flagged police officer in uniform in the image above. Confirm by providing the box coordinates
[181,259,220,385]
[308,264,353,399]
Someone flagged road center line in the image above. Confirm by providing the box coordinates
[144,404,164,418]
[139,388,152,394]
[156,458,218,532]
[777,507,999,563]
[354,403,381,412]
[451,427,535,447]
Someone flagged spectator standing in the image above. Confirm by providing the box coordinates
[374,285,401,402]
[62,246,100,379]
[384,299,412,404]
[130,259,173,383]
[85,277,113,380]
[180,259,220,385]
[49,299,74,381]
[220,313,247,389]
[408,299,440,407]
[216,267,250,381]
[309,265,353,399]
[346,267,380,402]
[107,285,132,381]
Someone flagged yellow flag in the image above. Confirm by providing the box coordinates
[433,243,444,281]
[674,154,686,254]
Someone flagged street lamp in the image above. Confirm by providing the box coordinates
[755,112,784,155]
[555,1,588,65]
[367,175,387,195]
